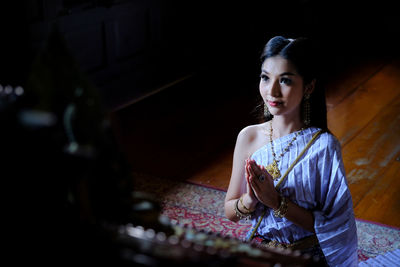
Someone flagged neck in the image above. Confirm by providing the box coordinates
[270,114,305,139]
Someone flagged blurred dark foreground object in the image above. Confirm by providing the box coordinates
[0,27,322,266]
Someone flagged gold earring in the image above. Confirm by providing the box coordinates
[264,103,270,117]
[303,94,311,126]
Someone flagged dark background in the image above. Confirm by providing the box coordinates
[1,0,398,180]
[0,1,398,264]
[1,0,398,111]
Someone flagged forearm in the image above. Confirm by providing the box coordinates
[225,199,241,222]
[224,195,257,222]
[282,199,315,233]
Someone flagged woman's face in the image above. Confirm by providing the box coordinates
[259,55,309,119]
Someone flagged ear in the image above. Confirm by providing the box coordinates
[305,79,316,95]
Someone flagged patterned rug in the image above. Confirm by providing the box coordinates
[133,173,400,263]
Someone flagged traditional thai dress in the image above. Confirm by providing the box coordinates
[246,127,358,267]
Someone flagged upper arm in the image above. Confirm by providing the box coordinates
[225,126,254,203]
[315,133,350,214]
[312,135,357,266]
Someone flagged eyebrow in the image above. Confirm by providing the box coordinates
[261,70,296,76]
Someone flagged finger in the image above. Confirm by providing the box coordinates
[249,159,260,171]
[248,163,257,179]
[249,164,264,185]
[246,172,250,184]
[246,159,252,174]
[249,160,263,177]
[245,161,251,178]
[249,178,261,200]
[245,159,250,175]
[247,179,255,197]
[246,166,255,187]
[246,159,252,173]
[249,175,260,191]
[252,162,272,181]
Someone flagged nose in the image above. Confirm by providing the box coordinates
[265,79,281,98]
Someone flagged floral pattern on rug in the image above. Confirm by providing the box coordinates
[132,173,400,262]
[162,205,251,240]
[356,220,400,261]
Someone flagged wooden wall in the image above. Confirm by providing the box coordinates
[1,0,398,111]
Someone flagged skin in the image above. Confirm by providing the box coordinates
[224,55,316,233]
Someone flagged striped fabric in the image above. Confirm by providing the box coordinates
[358,249,400,266]
[247,127,358,266]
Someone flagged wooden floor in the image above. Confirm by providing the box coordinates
[186,58,400,227]
[112,55,400,228]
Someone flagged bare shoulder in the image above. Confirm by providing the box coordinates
[235,122,269,158]
[237,123,263,142]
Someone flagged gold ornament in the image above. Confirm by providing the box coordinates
[267,121,303,180]
[264,103,270,117]
[303,94,311,126]
[265,160,281,180]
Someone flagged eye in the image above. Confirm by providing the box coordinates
[260,74,269,81]
[280,77,292,85]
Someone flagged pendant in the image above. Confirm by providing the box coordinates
[266,160,281,180]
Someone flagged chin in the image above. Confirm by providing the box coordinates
[269,109,286,116]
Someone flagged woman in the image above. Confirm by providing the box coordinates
[224,36,358,266]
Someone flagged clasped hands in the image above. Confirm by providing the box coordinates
[243,158,280,211]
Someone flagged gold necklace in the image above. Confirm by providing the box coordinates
[266,121,304,180]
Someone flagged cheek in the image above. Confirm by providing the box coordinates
[259,82,267,96]
[286,89,304,106]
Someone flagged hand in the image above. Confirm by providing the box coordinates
[242,159,259,210]
[247,159,280,210]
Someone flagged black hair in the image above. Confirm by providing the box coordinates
[257,36,328,130]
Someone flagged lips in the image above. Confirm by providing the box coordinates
[267,100,283,107]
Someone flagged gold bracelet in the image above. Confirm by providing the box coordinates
[239,195,252,213]
[273,195,288,218]
[234,199,252,220]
